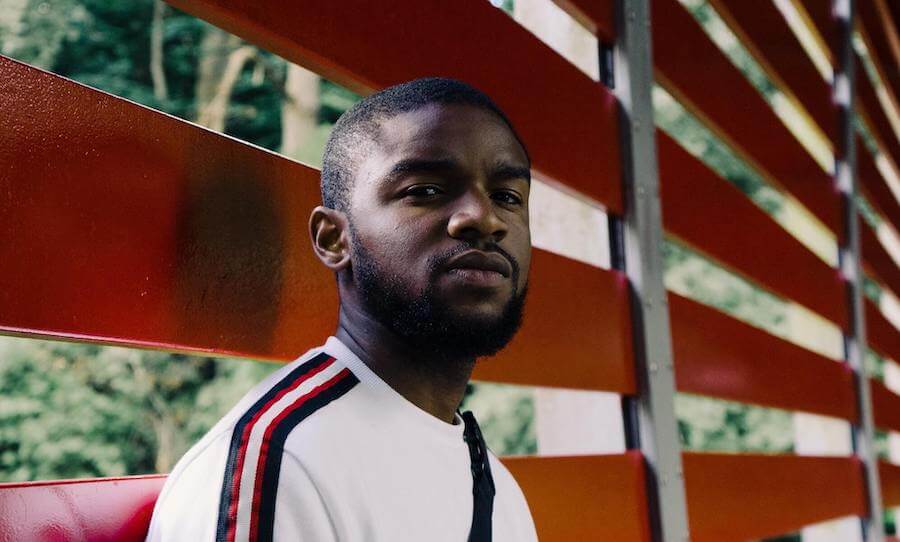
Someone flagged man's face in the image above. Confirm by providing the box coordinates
[346,103,531,359]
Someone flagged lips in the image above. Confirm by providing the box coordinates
[444,250,512,278]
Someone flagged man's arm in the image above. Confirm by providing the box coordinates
[146,434,338,541]
[273,451,340,541]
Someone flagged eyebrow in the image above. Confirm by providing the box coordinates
[382,157,461,185]
[491,163,532,183]
[381,157,531,186]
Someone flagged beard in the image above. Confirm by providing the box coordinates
[348,229,527,361]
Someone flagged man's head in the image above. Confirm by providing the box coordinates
[310,78,531,361]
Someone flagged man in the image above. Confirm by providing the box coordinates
[147,77,538,541]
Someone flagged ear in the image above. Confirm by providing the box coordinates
[309,206,351,272]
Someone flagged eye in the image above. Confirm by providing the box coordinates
[403,184,444,199]
[492,190,523,206]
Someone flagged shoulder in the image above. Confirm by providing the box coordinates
[488,453,540,541]
[148,346,361,541]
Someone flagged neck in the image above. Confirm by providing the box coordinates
[334,302,474,424]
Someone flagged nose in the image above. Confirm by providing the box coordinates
[447,189,507,243]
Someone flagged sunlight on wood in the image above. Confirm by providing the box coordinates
[507,0,600,81]
[775,0,834,82]
[770,91,834,172]
[881,289,900,332]
[793,412,853,456]
[784,302,845,361]
[854,33,900,147]
[774,197,839,268]
[534,387,625,455]
[529,178,611,269]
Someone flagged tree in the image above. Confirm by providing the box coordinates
[0,336,276,480]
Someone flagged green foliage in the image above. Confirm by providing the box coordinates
[461,383,537,456]
[663,240,795,454]
[664,240,788,334]
[864,275,883,303]
[680,0,778,98]
[868,349,887,382]
[653,86,785,215]
[675,394,794,453]
[319,79,361,125]
[0,337,275,481]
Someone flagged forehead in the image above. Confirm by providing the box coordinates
[371,103,527,164]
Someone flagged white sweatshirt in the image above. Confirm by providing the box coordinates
[146,336,538,542]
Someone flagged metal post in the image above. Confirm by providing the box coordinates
[613,1,691,540]
[833,0,885,540]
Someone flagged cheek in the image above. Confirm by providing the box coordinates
[358,225,434,279]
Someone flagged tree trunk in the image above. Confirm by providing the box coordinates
[194,28,240,124]
[195,44,256,132]
[150,0,168,102]
[152,414,178,473]
[280,64,320,161]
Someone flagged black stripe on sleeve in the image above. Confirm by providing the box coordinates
[255,371,359,542]
[215,352,334,542]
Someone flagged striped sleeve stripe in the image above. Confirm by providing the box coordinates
[216,352,336,542]
[250,368,359,542]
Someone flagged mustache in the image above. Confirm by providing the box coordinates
[427,242,520,282]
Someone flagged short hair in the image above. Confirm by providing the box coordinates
[320,77,530,212]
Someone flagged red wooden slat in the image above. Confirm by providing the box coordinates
[669,293,857,421]
[880,460,900,507]
[652,0,843,240]
[164,0,622,213]
[502,453,651,542]
[658,133,849,330]
[856,52,900,173]
[858,135,900,238]
[860,217,900,300]
[0,475,166,542]
[684,452,867,541]
[0,457,653,542]
[866,297,900,362]
[0,56,636,393]
[473,254,636,392]
[709,0,836,146]
[859,0,900,124]
[549,0,616,43]
[872,379,900,433]
[891,3,900,41]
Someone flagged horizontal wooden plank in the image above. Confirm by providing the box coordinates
[890,3,900,44]
[860,217,900,300]
[859,0,900,128]
[709,0,836,146]
[858,135,900,238]
[502,453,651,542]
[669,293,857,421]
[0,56,636,392]
[473,254,636,392]
[658,133,849,330]
[652,0,843,240]
[872,379,900,433]
[549,0,616,43]
[866,297,900,362]
[0,475,166,542]
[0,456,652,542]
[880,460,900,507]
[856,52,900,174]
[0,55,338,361]
[164,0,623,213]
[684,452,867,541]
[795,0,837,63]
